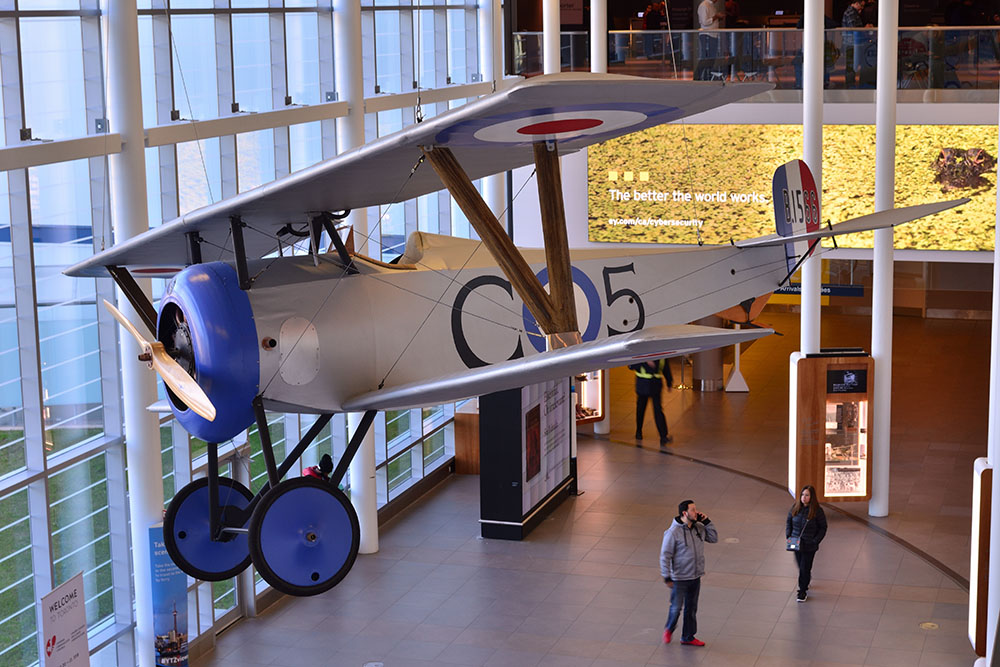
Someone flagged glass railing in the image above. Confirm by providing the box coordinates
[513,27,1000,91]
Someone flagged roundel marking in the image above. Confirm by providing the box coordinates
[523,266,602,354]
[517,118,603,135]
[473,110,648,144]
[436,103,682,147]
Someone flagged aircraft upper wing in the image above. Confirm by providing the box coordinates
[341,323,771,411]
[66,74,772,277]
[735,199,969,248]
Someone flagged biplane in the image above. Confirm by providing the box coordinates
[66,73,964,596]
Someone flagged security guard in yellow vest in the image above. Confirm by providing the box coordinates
[628,359,673,446]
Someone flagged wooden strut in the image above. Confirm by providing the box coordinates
[421,145,565,337]
[107,265,158,337]
[533,141,579,336]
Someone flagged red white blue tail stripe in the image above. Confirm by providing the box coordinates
[772,159,820,274]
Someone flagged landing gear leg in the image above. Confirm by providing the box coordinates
[247,410,376,596]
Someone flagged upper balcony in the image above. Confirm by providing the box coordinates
[512,27,1000,103]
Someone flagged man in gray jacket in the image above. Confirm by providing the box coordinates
[659,499,718,646]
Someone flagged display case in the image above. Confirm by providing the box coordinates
[790,352,874,503]
[575,370,605,424]
[823,396,868,498]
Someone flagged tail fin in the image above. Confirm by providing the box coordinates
[772,159,820,274]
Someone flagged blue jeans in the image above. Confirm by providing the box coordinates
[665,577,700,641]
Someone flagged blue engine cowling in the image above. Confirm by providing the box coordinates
[158,262,260,443]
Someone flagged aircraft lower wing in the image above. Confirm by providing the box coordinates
[342,324,771,411]
[736,199,969,249]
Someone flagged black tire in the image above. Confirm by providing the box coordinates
[248,476,360,597]
[163,477,253,581]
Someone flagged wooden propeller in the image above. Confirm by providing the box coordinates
[103,299,217,422]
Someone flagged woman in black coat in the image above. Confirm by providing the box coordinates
[786,484,828,602]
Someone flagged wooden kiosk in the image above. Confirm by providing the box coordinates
[790,350,874,503]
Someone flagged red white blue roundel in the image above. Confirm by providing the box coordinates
[436,103,681,147]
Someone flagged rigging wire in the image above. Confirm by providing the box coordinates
[258,154,427,396]
[641,248,827,321]
[663,10,702,237]
[375,167,544,389]
[165,2,222,259]
[401,167,539,324]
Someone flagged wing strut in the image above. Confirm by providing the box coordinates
[107,265,158,336]
[534,141,579,340]
[319,212,359,274]
[421,144,581,348]
[230,216,251,290]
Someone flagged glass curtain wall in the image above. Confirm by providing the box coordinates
[0,0,483,663]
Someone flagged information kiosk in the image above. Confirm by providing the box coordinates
[789,349,874,503]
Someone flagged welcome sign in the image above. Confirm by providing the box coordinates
[40,572,90,667]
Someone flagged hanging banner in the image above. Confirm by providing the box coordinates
[150,524,189,667]
[41,572,90,667]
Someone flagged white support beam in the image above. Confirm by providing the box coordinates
[214,7,237,200]
[800,0,822,356]
[107,0,163,663]
[269,7,290,178]
[318,3,337,159]
[336,0,378,556]
[363,80,497,113]
[0,134,123,172]
[542,0,559,74]
[986,62,1000,667]
[3,80,509,174]
[144,101,349,147]
[870,0,899,519]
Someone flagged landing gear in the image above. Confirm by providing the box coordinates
[248,476,359,596]
[161,408,377,596]
[163,477,253,581]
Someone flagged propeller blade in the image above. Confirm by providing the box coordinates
[103,299,149,348]
[150,342,217,422]
[104,299,217,422]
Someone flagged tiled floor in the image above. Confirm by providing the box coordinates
[197,310,983,666]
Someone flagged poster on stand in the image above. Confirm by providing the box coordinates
[521,379,571,514]
[40,572,90,667]
[150,524,189,667]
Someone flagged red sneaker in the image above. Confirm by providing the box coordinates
[662,628,672,644]
[681,638,705,647]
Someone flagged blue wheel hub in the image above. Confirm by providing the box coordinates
[163,477,253,581]
[249,477,360,596]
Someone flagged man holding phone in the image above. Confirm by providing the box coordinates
[659,499,718,646]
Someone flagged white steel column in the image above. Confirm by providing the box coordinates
[870,1,897,518]
[983,81,1000,667]
[347,412,378,554]
[542,0,559,74]
[590,0,607,74]
[479,0,505,228]
[800,0,822,355]
[588,0,611,436]
[107,1,163,665]
[335,0,377,554]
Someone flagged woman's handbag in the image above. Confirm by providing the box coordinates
[786,519,809,551]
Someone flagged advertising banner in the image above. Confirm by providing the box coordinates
[588,123,997,251]
[560,0,583,25]
[150,524,189,667]
[521,379,571,514]
[41,572,90,667]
